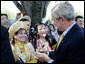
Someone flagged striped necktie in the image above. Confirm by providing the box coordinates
[57,33,64,48]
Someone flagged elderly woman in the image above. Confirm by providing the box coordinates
[8,21,37,63]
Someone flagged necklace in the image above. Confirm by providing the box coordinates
[16,41,28,62]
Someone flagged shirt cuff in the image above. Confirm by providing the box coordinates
[47,51,49,56]
[48,59,54,63]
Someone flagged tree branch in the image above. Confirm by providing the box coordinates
[13,1,23,12]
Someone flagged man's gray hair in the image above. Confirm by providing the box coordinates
[51,1,75,21]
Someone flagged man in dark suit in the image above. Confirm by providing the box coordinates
[35,2,84,64]
[1,25,15,63]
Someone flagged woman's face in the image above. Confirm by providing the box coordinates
[37,24,47,38]
[14,29,28,42]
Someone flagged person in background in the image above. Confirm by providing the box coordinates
[19,15,31,33]
[1,25,15,63]
[45,24,57,50]
[1,13,9,29]
[45,20,51,26]
[9,12,22,27]
[8,21,37,63]
[18,15,33,44]
[36,1,84,63]
[75,15,84,29]
[49,24,59,43]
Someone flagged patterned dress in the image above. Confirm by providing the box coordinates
[36,39,52,52]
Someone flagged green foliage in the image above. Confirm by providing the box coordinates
[1,9,15,22]
[75,11,84,18]
[48,18,54,24]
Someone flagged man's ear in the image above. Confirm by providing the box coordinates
[60,16,65,21]
[60,16,66,22]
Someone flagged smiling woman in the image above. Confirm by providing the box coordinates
[8,21,38,63]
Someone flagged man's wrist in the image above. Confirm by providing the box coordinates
[48,59,54,63]
[45,58,51,62]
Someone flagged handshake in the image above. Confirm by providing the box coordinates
[35,47,51,63]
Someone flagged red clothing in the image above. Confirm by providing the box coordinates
[36,39,52,52]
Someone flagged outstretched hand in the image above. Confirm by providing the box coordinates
[35,49,51,63]
[36,47,47,53]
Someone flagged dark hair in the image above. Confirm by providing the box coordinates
[23,13,28,16]
[49,24,55,31]
[75,15,83,21]
[35,23,46,31]
[19,18,29,22]
[1,13,8,19]
[34,23,46,39]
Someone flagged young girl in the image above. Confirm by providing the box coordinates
[9,21,37,63]
[35,23,52,52]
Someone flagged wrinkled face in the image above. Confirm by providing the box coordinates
[37,24,47,38]
[1,15,9,25]
[14,29,28,42]
[52,14,63,31]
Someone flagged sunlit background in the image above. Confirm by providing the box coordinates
[46,1,84,18]
[1,1,84,19]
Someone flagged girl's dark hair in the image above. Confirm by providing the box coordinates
[34,23,52,43]
[34,23,57,48]
[34,23,46,39]
[1,13,8,19]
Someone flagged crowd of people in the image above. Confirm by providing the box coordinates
[1,1,84,63]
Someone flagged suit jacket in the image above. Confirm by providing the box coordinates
[1,26,15,63]
[49,23,84,64]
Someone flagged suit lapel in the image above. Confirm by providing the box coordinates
[55,23,80,51]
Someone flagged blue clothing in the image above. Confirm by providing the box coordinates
[9,18,17,27]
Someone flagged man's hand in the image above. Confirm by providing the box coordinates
[36,47,47,54]
[35,50,51,62]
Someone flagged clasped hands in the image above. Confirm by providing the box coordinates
[35,47,51,63]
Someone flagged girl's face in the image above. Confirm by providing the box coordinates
[14,29,28,43]
[37,24,47,38]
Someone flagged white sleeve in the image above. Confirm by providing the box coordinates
[18,53,26,63]
[48,59,54,63]
[47,51,49,56]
